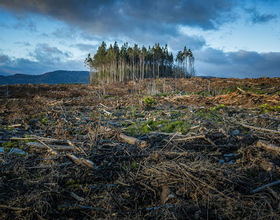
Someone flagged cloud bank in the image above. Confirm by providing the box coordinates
[0,0,235,36]
[196,48,280,78]
[0,0,279,78]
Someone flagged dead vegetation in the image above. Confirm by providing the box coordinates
[0,77,280,219]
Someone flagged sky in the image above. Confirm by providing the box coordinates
[0,0,279,78]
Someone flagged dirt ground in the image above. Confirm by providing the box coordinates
[0,77,280,219]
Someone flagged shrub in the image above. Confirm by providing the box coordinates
[142,97,156,108]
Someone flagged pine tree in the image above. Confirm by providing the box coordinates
[85,42,195,84]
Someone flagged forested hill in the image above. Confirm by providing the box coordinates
[0,71,89,85]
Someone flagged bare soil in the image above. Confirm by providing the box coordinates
[0,77,280,219]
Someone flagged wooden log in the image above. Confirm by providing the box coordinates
[257,140,280,154]
[67,140,87,155]
[251,179,280,193]
[240,124,280,134]
[80,158,95,168]
[67,153,95,168]
[29,137,58,155]
[8,124,22,128]
[26,142,75,152]
[119,133,147,148]
[173,135,205,142]
[237,87,246,94]
[100,126,148,147]
[67,153,82,165]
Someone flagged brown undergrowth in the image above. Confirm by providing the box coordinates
[0,77,280,219]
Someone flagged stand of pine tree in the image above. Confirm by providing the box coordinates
[85,42,195,84]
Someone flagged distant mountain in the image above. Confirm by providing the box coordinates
[0,70,89,85]
[0,73,10,76]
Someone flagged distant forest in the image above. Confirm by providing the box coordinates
[85,41,195,84]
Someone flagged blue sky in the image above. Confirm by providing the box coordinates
[0,0,279,78]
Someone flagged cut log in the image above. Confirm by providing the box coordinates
[67,153,95,168]
[26,142,75,152]
[173,135,205,142]
[28,137,58,155]
[237,87,247,94]
[257,140,280,154]
[99,126,148,148]
[240,124,280,134]
[67,140,87,155]
[119,133,147,148]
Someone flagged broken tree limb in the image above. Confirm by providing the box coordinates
[79,158,95,168]
[239,123,280,134]
[173,135,205,142]
[29,136,58,155]
[70,192,85,202]
[237,87,247,94]
[67,140,87,155]
[173,134,216,145]
[99,126,147,147]
[67,153,95,168]
[26,142,75,152]
[99,103,109,109]
[251,179,280,193]
[257,140,280,154]
[150,131,185,137]
[119,133,147,148]
[67,153,82,165]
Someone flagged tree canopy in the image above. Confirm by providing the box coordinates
[85,42,195,84]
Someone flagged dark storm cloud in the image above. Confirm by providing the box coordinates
[0,0,235,37]
[245,8,278,24]
[0,54,10,63]
[195,48,229,64]
[196,48,280,78]
[31,43,72,64]
[0,53,86,75]
[168,35,206,51]
[74,43,98,52]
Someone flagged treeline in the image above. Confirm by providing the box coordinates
[85,41,195,84]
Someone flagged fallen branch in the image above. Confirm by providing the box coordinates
[173,135,205,142]
[100,125,147,147]
[102,109,112,115]
[150,131,184,137]
[251,179,280,193]
[67,153,95,168]
[119,133,147,148]
[26,142,75,152]
[173,134,216,145]
[237,87,247,94]
[99,103,109,109]
[29,136,58,155]
[240,124,280,134]
[67,140,87,155]
[8,124,22,128]
[257,140,280,154]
